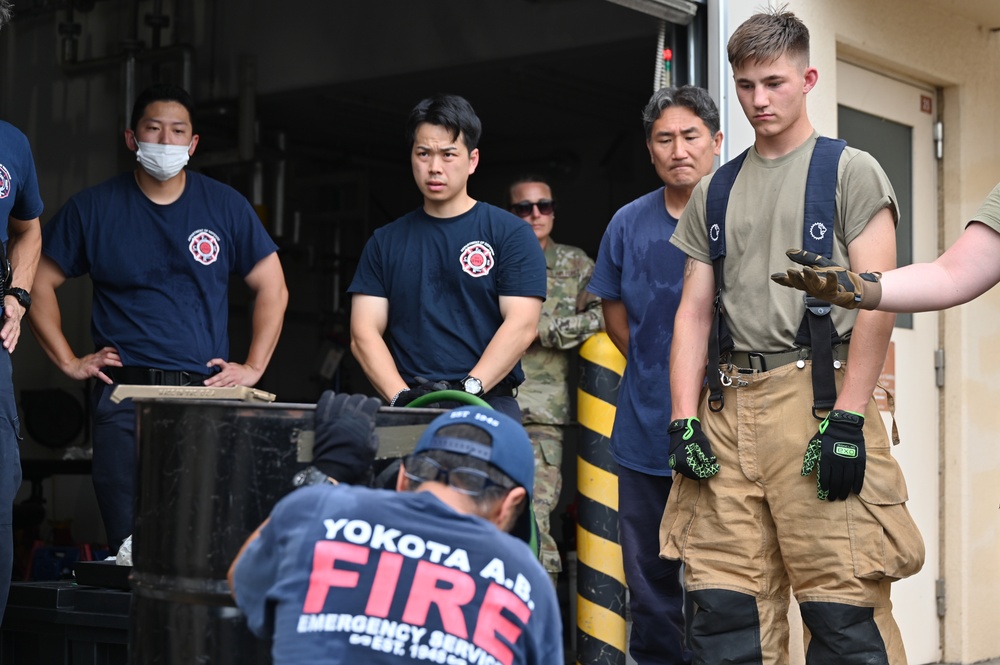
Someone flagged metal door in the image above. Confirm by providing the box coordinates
[837,59,941,664]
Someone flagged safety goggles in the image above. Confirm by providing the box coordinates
[403,454,513,496]
[510,199,555,218]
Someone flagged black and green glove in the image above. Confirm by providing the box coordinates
[802,409,866,501]
[770,248,882,310]
[667,418,720,480]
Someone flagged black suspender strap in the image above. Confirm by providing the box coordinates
[705,148,749,262]
[802,138,846,255]
[801,138,846,417]
[704,148,749,411]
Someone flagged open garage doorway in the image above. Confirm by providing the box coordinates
[172,0,710,399]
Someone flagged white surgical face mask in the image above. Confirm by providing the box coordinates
[135,141,191,181]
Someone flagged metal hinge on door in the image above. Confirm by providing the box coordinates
[935,348,945,388]
[934,121,944,160]
[936,579,946,617]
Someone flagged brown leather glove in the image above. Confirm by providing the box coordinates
[771,248,883,310]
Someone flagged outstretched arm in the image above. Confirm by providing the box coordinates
[773,222,1000,314]
[878,222,1000,312]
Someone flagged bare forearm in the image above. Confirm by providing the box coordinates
[877,223,1000,312]
[6,218,41,290]
[670,258,714,418]
[670,311,710,418]
[243,285,288,382]
[350,335,406,401]
[27,287,78,373]
[601,299,629,358]
[469,318,538,392]
[835,309,895,414]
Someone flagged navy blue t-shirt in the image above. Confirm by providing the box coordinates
[233,485,563,665]
[587,188,686,475]
[42,171,278,373]
[348,203,546,386]
[0,120,44,244]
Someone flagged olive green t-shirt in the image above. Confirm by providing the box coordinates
[971,182,1000,233]
[671,133,898,352]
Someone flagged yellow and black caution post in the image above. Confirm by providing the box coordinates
[575,332,627,665]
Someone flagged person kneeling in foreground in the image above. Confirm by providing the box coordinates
[228,393,563,665]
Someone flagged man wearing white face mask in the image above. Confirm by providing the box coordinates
[29,84,288,552]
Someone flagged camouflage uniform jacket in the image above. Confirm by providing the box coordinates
[519,240,604,425]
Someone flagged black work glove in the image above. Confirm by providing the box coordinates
[770,248,882,310]
[667,418,720,480]
[801,409,866,501]
[391,377,452,407]
[311,391,381,485]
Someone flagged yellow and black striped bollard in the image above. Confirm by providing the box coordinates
[575,332,627,665]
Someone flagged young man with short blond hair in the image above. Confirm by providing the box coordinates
[663,9,924,664]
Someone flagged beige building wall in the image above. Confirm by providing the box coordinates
[714,1,1000,662]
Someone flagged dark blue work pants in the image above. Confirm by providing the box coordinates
[89,382,136,552]
[0,352,19,625]
[618,465,691,665]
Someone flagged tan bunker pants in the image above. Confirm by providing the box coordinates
[661,361,924,665]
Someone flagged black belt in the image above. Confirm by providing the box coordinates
[108,366,211,386]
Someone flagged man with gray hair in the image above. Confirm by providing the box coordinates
[587,85,722,664]
[0,0,46,624]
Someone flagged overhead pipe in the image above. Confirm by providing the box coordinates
[273,132,286,238]
[57,0,193,125]
[122,0,141,121]
[57,0,81,64]
[238,55,257,163]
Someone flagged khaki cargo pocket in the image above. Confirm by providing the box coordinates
[849,447,925,581]
[659,474,698,561]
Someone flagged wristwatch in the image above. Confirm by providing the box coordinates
[6,287,30,313]
[462,375,484,396]
[292,465,338,488]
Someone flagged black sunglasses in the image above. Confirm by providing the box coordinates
[510,199,555,218]
[403,454,512,496]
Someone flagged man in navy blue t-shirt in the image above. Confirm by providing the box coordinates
[348,95,545,422]
[0,0,45,622]
[29,84,289,551]
[587,86,721,665]
[229,401,563,665]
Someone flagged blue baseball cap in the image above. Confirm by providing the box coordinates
[414,407,535,543]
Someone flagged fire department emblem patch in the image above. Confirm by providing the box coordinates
[0,164,11,199]
[459,240,495,277]
[188,229,221,265]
